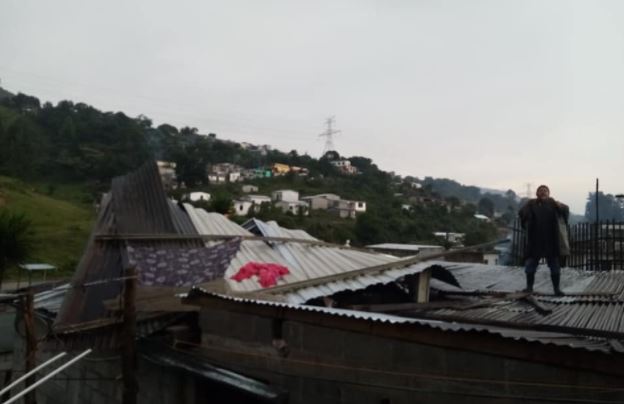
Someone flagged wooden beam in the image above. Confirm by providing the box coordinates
[121,267,138,404]
[23,288,37,404]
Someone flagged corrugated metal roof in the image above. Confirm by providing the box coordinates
[366,243,443,251]
[417,262,624,337]
[54,162,203,330]
[183,207,411,302]
[186,288,615,354]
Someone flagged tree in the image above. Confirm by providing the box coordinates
[0,210,33,288]
[585,192,624,222]
[209,193,233,215]
[477,197,495,218]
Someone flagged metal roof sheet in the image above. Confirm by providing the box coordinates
[419,262,624,337]
[366,243,443,251]
[54,162,203,330]
[186,288,615,354]
[183,207,405,299]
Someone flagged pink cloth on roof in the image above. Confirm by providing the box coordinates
[231,262,290,287]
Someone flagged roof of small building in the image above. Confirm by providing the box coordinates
[366,243,443,251]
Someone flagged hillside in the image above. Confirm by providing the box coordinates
[0,88,504,249]
[0,176,94,277]
[0,86,13,101]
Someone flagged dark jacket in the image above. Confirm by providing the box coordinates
[519,198,569,260]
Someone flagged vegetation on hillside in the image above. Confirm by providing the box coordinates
[0,176,93,278]
[0,88,506,252]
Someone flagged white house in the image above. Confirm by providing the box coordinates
[241,185,259,193]
[275,200,309,216]
[271,190,299,203]
[189,192,211,202]
[233,200,253,216]
[330,159,358,175]
[156,160,177,190]
[474,214,491,221]
[433,232,466,245]
[228,172,241,183]
[207,174,227,184]
[352,200,366,213]
[328,200,366,219]
[301,194,341,210]
[242,194,272,206]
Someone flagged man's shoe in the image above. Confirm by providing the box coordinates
[554,289,565,297]
[522,287,533,293]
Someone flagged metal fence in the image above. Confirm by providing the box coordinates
[510,219,624,271]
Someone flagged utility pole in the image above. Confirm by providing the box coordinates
[318,116,341,155]
[594,178,600,271]
[121,267,137,404]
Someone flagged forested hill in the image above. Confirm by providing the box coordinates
[0,88,517,245]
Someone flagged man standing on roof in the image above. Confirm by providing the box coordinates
[518,185,569,296]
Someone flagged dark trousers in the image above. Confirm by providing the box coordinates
[524,256,560,276]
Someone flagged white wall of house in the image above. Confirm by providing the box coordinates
[208,174,226,184]
[229,172,241,182]
[241,185,259,193]
[233,200,253,216]
[301,194,340,210]
[483,253,499,266]
[272,190,299,202]
[353,201,366,212]
[275,201,309,216]
[242,194,271,205]
[189,192,211,202]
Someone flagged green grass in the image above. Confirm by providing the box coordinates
[0,176,94,279]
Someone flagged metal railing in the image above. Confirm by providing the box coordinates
[510,219,624,271]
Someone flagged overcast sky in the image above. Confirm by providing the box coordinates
[2,0,624,213]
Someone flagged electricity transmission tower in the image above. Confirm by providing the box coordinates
[525,183,533,199]
[319,116,341,155]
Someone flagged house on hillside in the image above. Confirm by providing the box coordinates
[330,159,358,175]
[242,194,272,206]
[156,160,177,190]
[271,189,299,203]
[272,163,291,176]
[433,231,465,245]
[188,192,211,202]
[241,184,259,193]
[290,166,309,177]
[366,243,444,257]
[207,163,242,184]
[301,193,341,210]
[242,168,272,180]
[233,200,253,216]
[275,200,309,216]
[207,173,227,184]
[328,199,366,219]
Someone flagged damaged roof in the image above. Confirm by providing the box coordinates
[54,161,204,331]
[414,262,624,338]
[183,287,620,355]
[183,206,425,302]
